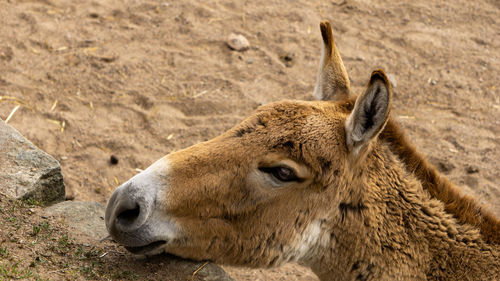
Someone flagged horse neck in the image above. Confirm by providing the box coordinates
[380,119,500,245]
[309,144,499,281]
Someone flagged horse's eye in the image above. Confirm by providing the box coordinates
[259,166,299,182]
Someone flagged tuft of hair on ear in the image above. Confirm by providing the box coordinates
[320,21,334,58]
[345,69,393,156]
[313,20,351,102]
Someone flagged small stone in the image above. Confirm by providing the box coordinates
[466,165,479,174]
[110,155,119,165]
[437,161,455,173]
[387,73,397,88]
[428,78,437,85]
[429,156,455,174]
[282,54,293,62]
[280,53,294,67]
[227,33,249,51]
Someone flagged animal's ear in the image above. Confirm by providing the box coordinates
[345,69,392,155]
[313,20,351,101]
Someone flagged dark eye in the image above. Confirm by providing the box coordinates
[259,166,299,182]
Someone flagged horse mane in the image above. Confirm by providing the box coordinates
[380,119,500,244]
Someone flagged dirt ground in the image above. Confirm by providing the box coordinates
[0,192,233,280]
[0,0,498,280]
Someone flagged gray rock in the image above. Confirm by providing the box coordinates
[44,201,107,240]
[0,120,64,204]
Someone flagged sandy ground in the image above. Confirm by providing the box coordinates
[0,0,498,280]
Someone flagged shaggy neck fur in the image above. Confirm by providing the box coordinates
[337,98,500,245]
[306,140,500,281]
[381,120,500,245]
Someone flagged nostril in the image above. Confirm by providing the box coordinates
[106,182,155,233]
[116,204,141,226]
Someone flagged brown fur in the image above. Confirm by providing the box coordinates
[106,21,500,281]
[160,97,500,280]
[316,20,500,245]
[333,96,500,245]
[380,120,500,245]
[314,21,351,101]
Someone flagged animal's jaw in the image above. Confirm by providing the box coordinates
[106,213,180,254]
[124,240,168,256]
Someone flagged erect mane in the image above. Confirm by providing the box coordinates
[380,119,500,245]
